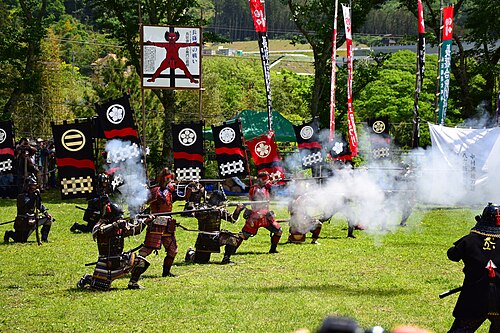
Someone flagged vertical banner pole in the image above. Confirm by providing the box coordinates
[329,0,339,142]
[138,5,149,182]
[342,5,358,158]
[437,6,454,126]
[249,0,272,132]
[412,0,426,148]
[434,0,443,124]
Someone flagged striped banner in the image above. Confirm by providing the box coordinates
[342,5,358,157]
[249,0,272,131]
[329,0,339,141]
[438,6,454,125]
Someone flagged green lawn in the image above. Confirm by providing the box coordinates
[0,190,490,332]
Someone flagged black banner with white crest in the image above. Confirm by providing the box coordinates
[172,121,204,181]
[51,119,96,199]
[367,117,391,160]
[95,94,139,143]
[212,120,248,178]
[0,121,15,174]
[293,120,322,169]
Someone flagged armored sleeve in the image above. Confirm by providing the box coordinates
[447,235,468,262]
[122,219,147,237]
[92,220,116,239]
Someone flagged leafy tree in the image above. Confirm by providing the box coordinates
[355,50,438,147]
[399,0,500,120]
[281,0,386,127]
[1,0,51,121]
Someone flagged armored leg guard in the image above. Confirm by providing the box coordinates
[128,257,150,289]
[311,226,322,244]
[193,251,211,264]
[269,234,281,253]
[77,274,92,289]
[162,256,176,277]
[222,245,237,265]
[4,230,15,243]
[41,224,51,242]
[347,226,356,238]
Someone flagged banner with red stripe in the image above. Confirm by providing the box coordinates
[293,120,323,169]
[212,120,248,178]
[95,94,139,143]
[172,121,204,181]
[51,119,96,199]
[342,5,358,157]
[0,120,15,174]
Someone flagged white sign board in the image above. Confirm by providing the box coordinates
[142,26,201,89]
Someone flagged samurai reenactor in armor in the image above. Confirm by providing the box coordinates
[185,190,245,265]
[138,168,178,277]
[14,138,38,194]
[182,181,205,215]
[77,202,153,290]
[446,203,500,332]
[287,194,324,244]
[234,171,283,254]
[70,172,112,233]
[4,174,53,243]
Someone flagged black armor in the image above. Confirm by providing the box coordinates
[77,205,151,290]
[4,174,52,243]
[187,196,243,264]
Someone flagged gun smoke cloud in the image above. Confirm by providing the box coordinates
[105,139,149,215]
[280,123,500,238]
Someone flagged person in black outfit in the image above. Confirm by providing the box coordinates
[4,174,53,243]
[70,173,111,233]
[446,202,500,332]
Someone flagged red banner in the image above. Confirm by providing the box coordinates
[246,131,284,181]
[329,0,339,141]
[442,6,454,41]
[342,5,358,157]
[249,0,267,33]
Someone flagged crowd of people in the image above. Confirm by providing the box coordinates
[0,137,57,199]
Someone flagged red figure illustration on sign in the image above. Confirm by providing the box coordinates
[145,31,199,83]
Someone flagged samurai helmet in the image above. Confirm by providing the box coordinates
[103,202,124,221]
[472,203,500,235]
[207,190,227,207]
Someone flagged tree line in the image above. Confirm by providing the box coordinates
[0,0,498,173]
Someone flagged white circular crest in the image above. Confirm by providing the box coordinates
[219,127,236,144]
[254,141,271,158]
[106,104,125,124]
[179,128,197,146]
[300,126,314,140]
[62,129,86,152]
[372,120,386,134]
[332,142,344,155]
[0,129,6,144]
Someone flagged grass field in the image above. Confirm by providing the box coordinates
[0,189,492,332]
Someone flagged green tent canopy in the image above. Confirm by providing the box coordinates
[204,109,296,142]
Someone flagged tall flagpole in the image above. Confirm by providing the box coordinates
[434,0,443,124]
[138,3,149,182]
[329,0,339,142]
[249,0,272,132]
[412,0,425,148]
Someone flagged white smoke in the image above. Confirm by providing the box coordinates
[281,128,495,238]
[105,139,149,215]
